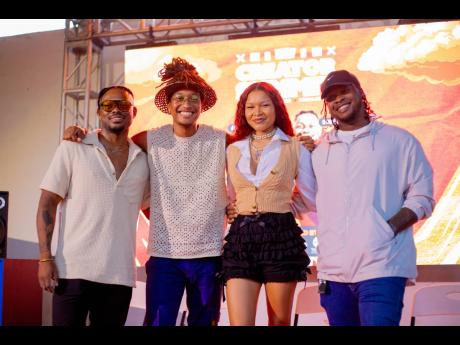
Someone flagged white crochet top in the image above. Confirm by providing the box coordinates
[146,124,227,258]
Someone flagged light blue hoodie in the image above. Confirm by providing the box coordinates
[312,119,435,283]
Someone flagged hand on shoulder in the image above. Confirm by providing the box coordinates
[297,134,317,152]
[63,126,88,142]
[131,131,148,152]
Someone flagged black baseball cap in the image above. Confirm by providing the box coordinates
[320,70,361,99]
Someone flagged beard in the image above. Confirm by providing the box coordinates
[103,112,131,134]
[107,124,126,134]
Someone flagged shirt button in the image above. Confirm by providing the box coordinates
[252,205,257,209]
[254,186,258,191]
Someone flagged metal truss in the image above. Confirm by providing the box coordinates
[60,20,102,139]
[59,18,434,136]
[64,19,397,47]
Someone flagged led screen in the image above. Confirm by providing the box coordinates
[126,20,460,266]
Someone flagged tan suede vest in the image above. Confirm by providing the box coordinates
[227,137,300,215]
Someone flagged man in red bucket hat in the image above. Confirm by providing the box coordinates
[134,57,226,326]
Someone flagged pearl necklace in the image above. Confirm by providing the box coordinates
[251,128,277,141]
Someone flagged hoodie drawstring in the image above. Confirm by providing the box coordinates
[325,143,331,165]
[371,125,376,151]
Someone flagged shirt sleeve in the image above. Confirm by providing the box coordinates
[40,141,73,199]
[293,144,317,216]
[402,136,435,220]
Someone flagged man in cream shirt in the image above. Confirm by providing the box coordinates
[36,86,149,326]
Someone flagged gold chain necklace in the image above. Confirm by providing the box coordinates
[106,146,128,154]
[250,139,264,162]
[102,140,129,154]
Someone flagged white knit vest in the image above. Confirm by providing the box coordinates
[147,124,227,258]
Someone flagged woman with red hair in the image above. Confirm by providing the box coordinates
[222,82,317,325]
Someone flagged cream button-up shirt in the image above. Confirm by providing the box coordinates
[40,131,149,287]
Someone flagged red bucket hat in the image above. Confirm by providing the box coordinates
[154,57,217,114]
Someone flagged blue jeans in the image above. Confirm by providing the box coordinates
[143,256,222,326]
[319,277,407,326]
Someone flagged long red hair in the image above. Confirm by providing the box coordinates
[230,82,295,144]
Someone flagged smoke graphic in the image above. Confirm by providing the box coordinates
[358,21,460,85]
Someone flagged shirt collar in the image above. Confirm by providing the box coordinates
[273,127,290,142]
[82,129,143,155]
[326,119,379,144]
[82,129,102,147]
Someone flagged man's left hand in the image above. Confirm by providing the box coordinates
[297,135,316,152]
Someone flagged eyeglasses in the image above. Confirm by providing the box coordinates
[171,94,201,105]
[99,100,133,112]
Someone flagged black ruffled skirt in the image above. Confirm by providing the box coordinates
[222,212,311,284]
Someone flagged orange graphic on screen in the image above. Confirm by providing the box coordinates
[127,20,460,266]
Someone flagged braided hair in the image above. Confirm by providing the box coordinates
[157,57,208,102]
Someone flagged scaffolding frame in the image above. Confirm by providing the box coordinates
[60,18,433,137]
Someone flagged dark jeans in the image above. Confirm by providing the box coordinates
[320,277,407,326]
[52,279,132,326]
[143,256,222,326]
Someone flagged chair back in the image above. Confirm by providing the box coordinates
[410,284,460,326]
[293,285,325,325]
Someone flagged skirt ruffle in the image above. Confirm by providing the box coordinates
[222,212,311,283]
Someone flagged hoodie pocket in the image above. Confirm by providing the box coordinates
[369,207,395,245]
[316,215,346,258]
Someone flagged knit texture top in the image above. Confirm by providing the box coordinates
[146,124,227,258]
